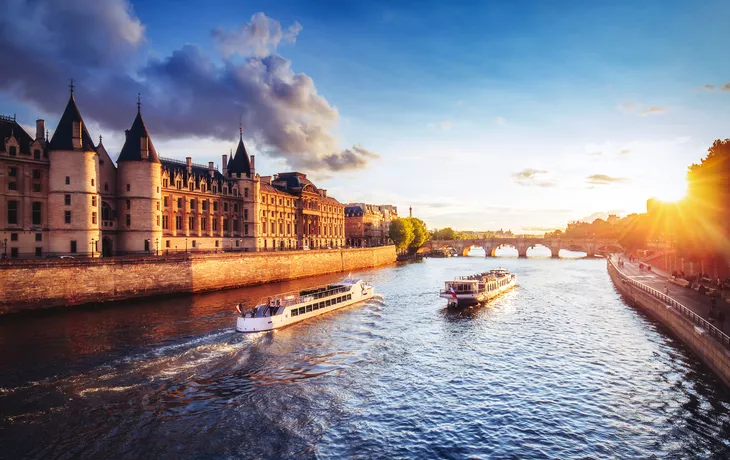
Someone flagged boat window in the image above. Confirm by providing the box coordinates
[313,304,319,310]
[306,305,313,312]
[326,299,332,306]
[319,301,325,308]
[291,309,298,317]
[298,307,306,314]
[347,294,352,300]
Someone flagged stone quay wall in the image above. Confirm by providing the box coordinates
[0,246,396,314]
[608,259,730,389]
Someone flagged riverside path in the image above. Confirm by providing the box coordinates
[615,255,730,335]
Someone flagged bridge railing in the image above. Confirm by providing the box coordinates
[608,257,730,351]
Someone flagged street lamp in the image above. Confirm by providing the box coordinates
[91,238,95,258]
[155,238,159,256]
[2,238,6,260]
[185,237,188,254]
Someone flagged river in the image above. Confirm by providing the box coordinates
[1,255,730,459]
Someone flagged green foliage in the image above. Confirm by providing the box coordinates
[430,227,457,240]
[389,218,414,252]
[406,217,429,253]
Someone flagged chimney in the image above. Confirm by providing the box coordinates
[186,157,192,175]
[125,129,129,138]
[222,154,228,176]
[321,189,327,198]
[72,121,82,149]
[208,161,215,177]
[140,136,149,159]
[250,155,255,175]
[35,119,45,141]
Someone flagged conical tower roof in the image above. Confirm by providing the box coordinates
[228,126,251,177]
[48,91,97,152]
[118,104,160,163]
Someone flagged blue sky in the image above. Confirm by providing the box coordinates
[2,0,730,232]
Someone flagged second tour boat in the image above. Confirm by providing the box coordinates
[440,269,516,307]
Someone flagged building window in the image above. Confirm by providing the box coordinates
[144,240,150,252]
[201,184,206,193]
[35,233,42,242]
[32,183,41,193]
[156,201,160,211]
[166,240,171,248]
[126,184,130,192]
[65,211,71,224]
[188,216,194,230]
[36,247,42,257]
[223,218,229,232]
[10,233,18,241]
[126,199,130,210]
[65,194,71,206]
[8,181,17,191]
[91,179,95,186]
[177,198,183,209]
[202,217,207,230]
[104,182,109,192]
[233,220,239,232]
[202,201,208,211]
[92,196,97,207]
[162,215,169,230]
[224,203,229,212]
[164,197,169,207]
[126,214,131,226]
[215,240,219,248]
[66,176,70,185]
[175,216,183,230]
[271,222,275,233]
[32,169,41,179]
[192,240,196,248]
[234,203,239,213]
[244,224,249,235]
[213,201,218,212]
[70,241,77,253]
[10,248,18,258]
[34,149,40,160]
[213,218,218,231]
[190,199,195,210]
[156,215,160,227]
[9,146,16,157]
[244,188,249,198]
[32,202,42,225]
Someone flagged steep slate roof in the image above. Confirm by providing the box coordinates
[48,94,97,152]
[0,116,34,154]
[160,158,231,191]
[227,130,251,177]
[118,110,160,163]
[345,205,364,217]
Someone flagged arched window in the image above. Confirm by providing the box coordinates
[101,202,112,221]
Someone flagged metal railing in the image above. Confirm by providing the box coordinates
[608,257,730,350]
[255,285,351,308]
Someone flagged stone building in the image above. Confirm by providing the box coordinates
[344,203,397,247]
[0,88,344,258]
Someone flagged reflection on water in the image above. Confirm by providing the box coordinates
[1,258,730,459]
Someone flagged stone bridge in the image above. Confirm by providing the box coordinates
[425,237,622,258]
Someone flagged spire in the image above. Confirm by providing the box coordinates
[69,79,74,98]
[228,125,251,177]
[99,135,103,145]
[118,104,159,163]
[137,93,141,114]
[49,87,97,151]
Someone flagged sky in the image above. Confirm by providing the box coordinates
[2,0,729,233]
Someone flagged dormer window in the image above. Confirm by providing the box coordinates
[33,149,40,159]
[8,146,16,157]
[201,183,206,193]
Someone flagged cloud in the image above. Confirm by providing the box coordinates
[696,83,730,92]
[575,209,625,223]
[520,225,561,232]
[428,120,453,132]
[0,2,375,172]
[512,168,556,187]
[641,106,666,116]
[586,174,629,185]
[212,12,302,58]
[495,116,505,125]
[617,103,637,112]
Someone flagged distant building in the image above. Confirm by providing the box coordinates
[0,87,345,258]
[344,203,397,247]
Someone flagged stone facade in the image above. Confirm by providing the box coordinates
[1,89,346,258]
[344,203,397,247]
[0,246,396,313]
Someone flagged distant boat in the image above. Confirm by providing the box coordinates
[235,278,375,332]
[440,269,516,308]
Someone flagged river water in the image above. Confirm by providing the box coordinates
[1,255,730,459]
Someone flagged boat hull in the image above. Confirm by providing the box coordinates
[236,285,375,332]
[440,278,516,308]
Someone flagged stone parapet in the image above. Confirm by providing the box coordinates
[0,246,396,314]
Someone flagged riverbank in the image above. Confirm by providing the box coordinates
[0,246,396,314]
[607,257,730,389]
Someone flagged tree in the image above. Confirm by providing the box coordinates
[432,227,457,240]
[389,218,414,252]
[406,217,428,254]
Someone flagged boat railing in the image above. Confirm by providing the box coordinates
[256,284,351,308]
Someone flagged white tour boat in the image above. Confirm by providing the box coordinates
[235,278,375,332]
[440,269,516,307]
